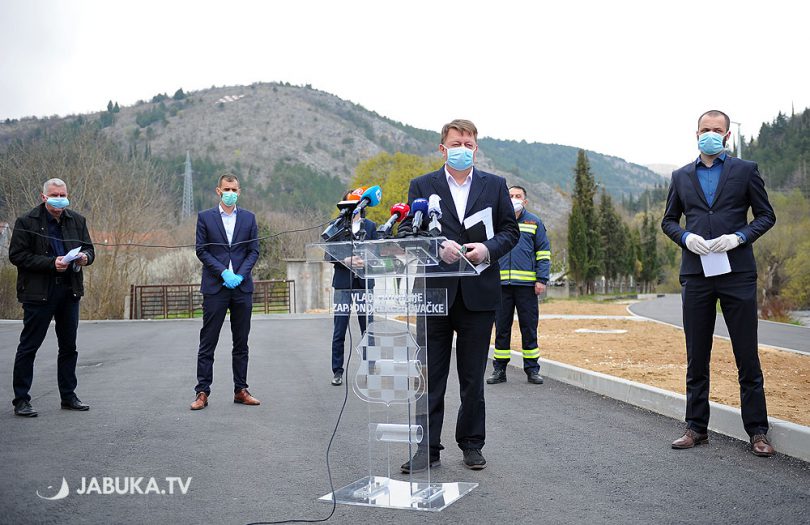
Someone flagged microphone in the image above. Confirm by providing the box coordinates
[410,198,429,235]
[321,188,364,241]
[377,203,410,237]
[427,194,442,236]
[348,187,366,200]
[352,185,382,217]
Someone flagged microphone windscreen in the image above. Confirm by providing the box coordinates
[411,198,429,214]
[428,194,442,217]
[348,187,366,202]
[361,185,382,207]
[391,203,410,222]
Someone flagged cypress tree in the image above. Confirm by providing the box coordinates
[567,149,602,294]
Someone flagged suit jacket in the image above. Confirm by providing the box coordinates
[9,203,95,302]
[331,218,378,289]
[405,167,519,311]
[661,156,776,275]
[195,206,260,294]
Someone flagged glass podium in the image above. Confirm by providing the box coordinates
[308,236,480,511]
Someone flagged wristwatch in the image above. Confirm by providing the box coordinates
[735,233,745,245]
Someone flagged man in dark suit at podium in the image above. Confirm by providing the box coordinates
[190,173,261,410]
[662,110,776,457]
[400,119,519,472]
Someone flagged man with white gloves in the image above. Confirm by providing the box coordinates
[662,110,777,457]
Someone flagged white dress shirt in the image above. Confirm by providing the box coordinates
[444,167,473,223]
[219,204,237,271]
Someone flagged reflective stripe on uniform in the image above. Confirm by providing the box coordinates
[519,223,537,233]
[493,348,512,359]
[500,270,536,281]
[536,250,551,261]
[522,348,541,359]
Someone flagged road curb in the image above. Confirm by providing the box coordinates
[519,354,810,463]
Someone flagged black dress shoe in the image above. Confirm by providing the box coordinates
[527,371,544,384]
[462,448,487,470]
[61,397,90,411]
[14,401,38,417]
[486,368,506,384]
[400,449,440,473]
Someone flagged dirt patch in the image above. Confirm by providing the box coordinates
[501,299,810,427]
[540,298,632,316]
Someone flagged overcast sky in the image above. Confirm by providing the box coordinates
[1,0,807,168]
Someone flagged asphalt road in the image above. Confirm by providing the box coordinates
[628,294,810,355]
[1,316,808,524]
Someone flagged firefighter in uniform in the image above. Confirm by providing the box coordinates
[487,185,551,385]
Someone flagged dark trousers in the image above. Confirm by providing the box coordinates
[13,282,81,405]
[494,285,540,372]
[681,271,768,436]
[195,288,252,395]
[331,289,369,374]
[419,288,495,454]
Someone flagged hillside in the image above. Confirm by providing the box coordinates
[743,108,810,194]
[0,82,665,228]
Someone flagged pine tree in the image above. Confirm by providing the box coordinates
[599,190,626,284]
[639,210,659,292]
[567,205,589,294]
[567,149,602,294]
[106,100,114,113]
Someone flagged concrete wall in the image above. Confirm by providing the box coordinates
[286,259,332,313]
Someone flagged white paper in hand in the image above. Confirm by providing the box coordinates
[700,251,731,277]
[61,247,82,264]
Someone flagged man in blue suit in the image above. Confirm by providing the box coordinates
[400,119,519,472]
[190,173,261,410]
[662,110,776,457]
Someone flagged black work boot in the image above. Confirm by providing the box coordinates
[486,368,507,384]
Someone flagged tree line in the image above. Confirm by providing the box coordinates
[2,122,807,321]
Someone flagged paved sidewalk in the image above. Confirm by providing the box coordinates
[628,294,810,355]
[1,316,808,524]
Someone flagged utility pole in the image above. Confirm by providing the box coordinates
[181,151,194,219]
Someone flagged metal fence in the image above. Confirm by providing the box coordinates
[129,280,295,319]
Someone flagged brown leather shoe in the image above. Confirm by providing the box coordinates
[190,392,208,410]
[671,428,708,449]
[751,434,776,457]
[234,388,260,406]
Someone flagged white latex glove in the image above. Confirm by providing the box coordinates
[708,234,741,253]
[684,233,711,255]
[464,242,490,264]
[439,240,465,264]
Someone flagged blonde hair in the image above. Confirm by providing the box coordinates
[441,119,478,144]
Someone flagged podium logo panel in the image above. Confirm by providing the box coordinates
[353,329,425,406]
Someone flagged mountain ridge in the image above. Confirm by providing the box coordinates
[0,82,665,228]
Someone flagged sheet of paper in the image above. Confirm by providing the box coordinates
[700,251,731,277]
[462,207,494,273]
[61,246,82,264]
[463,207,494,241]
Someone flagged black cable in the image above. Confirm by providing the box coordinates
[7,221,331,249]
[9,217,360,524]
[245,318,354,525]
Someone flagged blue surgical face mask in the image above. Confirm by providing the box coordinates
[46,197,70,209]
[698,132,725,155]
[221,191,238,207]
[444,145,474,170]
